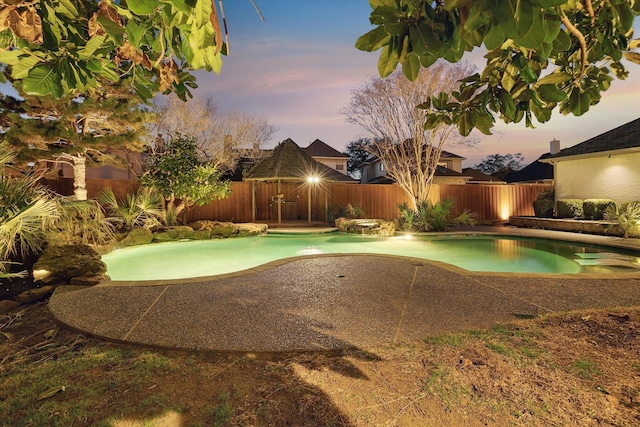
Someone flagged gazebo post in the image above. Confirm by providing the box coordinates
[308,184,312,223]
[277,179,282,225]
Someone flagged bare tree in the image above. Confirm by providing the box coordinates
[153,95,277,173]
[343,62,477,210]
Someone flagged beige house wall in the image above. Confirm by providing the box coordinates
[312,156,348,175]
[555,152,640,203]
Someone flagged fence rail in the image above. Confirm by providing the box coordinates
[42,178,551,222]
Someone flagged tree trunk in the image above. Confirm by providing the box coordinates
[71,155,87,200]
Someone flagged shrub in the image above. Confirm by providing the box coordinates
[532,189,554,218]
[556,199,583,218]
[398,198,476,232]
[605,201,640,238]
[328,203,365,222]
[583,199,615,220]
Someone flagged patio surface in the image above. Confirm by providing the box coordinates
[48,226,640,354]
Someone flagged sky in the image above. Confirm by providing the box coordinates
[190,0,640,168]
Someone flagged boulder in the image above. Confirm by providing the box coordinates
[190,221,267,237]
[0,300,21,314]
[118,228,154,247]
[337,218,395,236]
[14,285,56,303]
[33,245,106,285]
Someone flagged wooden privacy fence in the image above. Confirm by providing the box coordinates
[43,178,551,222]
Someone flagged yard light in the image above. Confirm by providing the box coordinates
[307,175,320,184]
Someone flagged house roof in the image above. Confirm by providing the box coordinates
[304,139,347,158]
[364,166,466,184]
[358,149,465,167]
[545,117,640,160]
[440,150,465,159]
[503,153,554,183]
[462,168,505,182]
[244,138,356,183]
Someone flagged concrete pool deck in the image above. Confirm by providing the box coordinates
[48,226,640,354]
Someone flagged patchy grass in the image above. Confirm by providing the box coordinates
[1,303,639,426]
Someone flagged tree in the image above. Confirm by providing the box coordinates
[140,134,231,224]
[343,62,476,209]
[0,80,153,199]
[0,0,227,102]
[152,95,276,175]
[344,137,374,179]
[356,0,640,136]
[474,153,524,178]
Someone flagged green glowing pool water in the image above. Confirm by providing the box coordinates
[102,233,640,281]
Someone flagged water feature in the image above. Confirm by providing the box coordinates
[102,233,640,281]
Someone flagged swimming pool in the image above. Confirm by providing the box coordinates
[102,233,640,281]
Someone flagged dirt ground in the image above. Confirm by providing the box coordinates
[1,301,639,426]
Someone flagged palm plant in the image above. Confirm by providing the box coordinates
[398,198,476,232]
[99,187,163,230]
[0,142,59,276]
[605,202,640,238]
[398,202,416,231]
[50,197,117,247]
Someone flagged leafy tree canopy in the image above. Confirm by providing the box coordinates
[0,79,153,167]
[0,0,226,102]
[344,138,374,177]
[474,152,524,178]
[140,134,231,222]
[357,0,640,136]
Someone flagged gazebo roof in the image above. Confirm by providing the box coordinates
[244,138,355,182]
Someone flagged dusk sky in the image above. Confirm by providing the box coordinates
[190,0,640,167]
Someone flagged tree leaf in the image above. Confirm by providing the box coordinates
[536,0,566,6]
[126,0,157,15]
[78,35,107,60]
[0,49,22,65]
[537,72,572,85]
[623,51,640,65]
[537,84,567,102]
[483,22,505,50]
[56,0,78,19]
[356,27,391,52]
[22,65,62,98]
[377,39,399,77]
[401,53,420,81]
[11,55,41,79]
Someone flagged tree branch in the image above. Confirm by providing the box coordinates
[559,9,587,81]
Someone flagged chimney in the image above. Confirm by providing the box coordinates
[550,138,560,155]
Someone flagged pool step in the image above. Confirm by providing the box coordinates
[574,253,640,269]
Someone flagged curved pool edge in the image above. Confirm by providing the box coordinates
[98,226,640,286]
[98,252,640,289]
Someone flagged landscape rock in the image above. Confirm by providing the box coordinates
[70,275,108,286]
[118,228,154,247]
[33,245,106,285]
[0,300,21,314]
[14,285,56,303]
[337,218,395,236]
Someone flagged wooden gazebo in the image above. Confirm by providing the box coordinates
[244,139,345,224]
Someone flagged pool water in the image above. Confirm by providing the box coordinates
[102,233,640,281]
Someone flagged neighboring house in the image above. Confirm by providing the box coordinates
[303,139,349,175]
[462,168,506,184]
[359,150,470,185]
[503,154,554,184]
[539,118,640,203]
